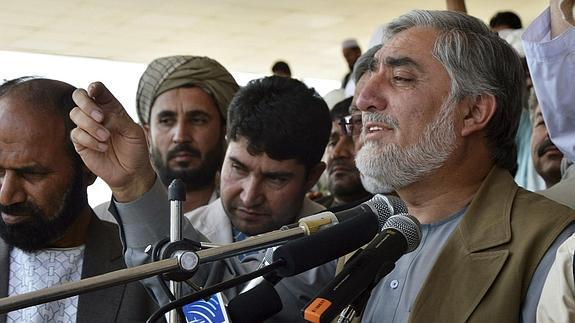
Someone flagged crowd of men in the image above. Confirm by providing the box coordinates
[1,0,575,322]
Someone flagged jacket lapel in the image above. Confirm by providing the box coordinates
[0,241,9,323]
[76,215,126,323]
[410,167,516,322]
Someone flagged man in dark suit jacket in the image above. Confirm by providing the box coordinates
[0,77,158,322]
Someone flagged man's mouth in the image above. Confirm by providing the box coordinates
[1,212,32,225]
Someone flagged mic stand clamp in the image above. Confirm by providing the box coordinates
[159,239,202,282]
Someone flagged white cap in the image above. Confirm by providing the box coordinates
[323,89,347,110]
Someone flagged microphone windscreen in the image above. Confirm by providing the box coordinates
[370,195,407,229]
[272,211,378,277]
[227,280,283,323]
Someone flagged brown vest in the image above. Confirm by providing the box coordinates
[408,167,575,322]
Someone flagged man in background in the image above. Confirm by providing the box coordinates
[95,55,238,220]
[341,38,362,92]
[271,60,292,78]
[530,91,564,189]
[316,97,371,208]
[0,77,157,322]
[69,76,335,322]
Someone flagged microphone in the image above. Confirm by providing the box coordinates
[227,280,283,323]
[148,214,380,323]
[272,210,379,278]
[303,214,421,323]
[240,194,406,293]
[295,194,406,234]
[0,196,405,315]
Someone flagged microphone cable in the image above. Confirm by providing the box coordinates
[146,259,286,323]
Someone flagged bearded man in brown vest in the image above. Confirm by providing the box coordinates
[354,9,575,323]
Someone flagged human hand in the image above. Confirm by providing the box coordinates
[70,82,156,202]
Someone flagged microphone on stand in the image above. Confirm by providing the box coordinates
[0,195,406,317]
[146,211,381,323]
[240,194,407,293]
[303,214,422,323]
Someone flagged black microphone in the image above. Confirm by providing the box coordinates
[272,210,379,278]
[147,213,381,323]
[303,214,421,323]
[226,280,283,323]
[294,194,406,234]
[226,211,380,323]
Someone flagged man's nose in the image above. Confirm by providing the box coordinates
[0,171,26,206]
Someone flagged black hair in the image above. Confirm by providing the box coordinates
[227,76,331,170]
[489,11,522,29]
[330,97,353,121]
[0,77,80,164]
[271,61,292,77]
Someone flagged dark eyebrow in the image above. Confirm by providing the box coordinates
[156,110,175,118]
[156,110,211,119]
[229,156,293,178]
[229,156,248,169]
[384,56,424,72]
[263,170,294,179]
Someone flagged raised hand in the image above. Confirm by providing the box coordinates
[70,82,156,202]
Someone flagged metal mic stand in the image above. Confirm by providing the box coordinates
[168,179,185,323]
[0,221,309,314]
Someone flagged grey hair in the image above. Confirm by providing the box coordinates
[352,44,383,83]
[383,10,525,173]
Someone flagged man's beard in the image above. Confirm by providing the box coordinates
[152,142,224,191]
[0,167,88,252]
[356,102,457,190]
[360,173,394,194]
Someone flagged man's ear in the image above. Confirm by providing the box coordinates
[304,162,327,192]
[461,94,497,137]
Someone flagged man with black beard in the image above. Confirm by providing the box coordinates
[0,77,159,322]
[94,55,239,221]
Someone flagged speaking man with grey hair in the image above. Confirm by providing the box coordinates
[354,9,575,322]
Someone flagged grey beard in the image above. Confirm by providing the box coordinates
[355,103,457,190]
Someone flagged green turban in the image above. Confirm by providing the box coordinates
[136,55,239,125]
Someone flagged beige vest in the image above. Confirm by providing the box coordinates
[408,167,575,322]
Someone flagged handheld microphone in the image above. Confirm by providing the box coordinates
[303,214,421,323]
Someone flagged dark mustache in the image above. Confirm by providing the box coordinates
[166,144,201,160]
[329,158,353,171]
[537,138,559,157]
[0,202,40,218]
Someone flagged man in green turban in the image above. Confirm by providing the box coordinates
[137,56,239,213]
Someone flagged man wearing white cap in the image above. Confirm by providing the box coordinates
[341,38,362,93]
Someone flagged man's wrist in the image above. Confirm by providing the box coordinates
[112,168,157,203]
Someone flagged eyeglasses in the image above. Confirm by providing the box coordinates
[338,114,362,137]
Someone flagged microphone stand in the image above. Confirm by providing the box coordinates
[168,179,185,323]
[0,223,308,314]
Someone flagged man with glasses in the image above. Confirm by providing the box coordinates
[316,97,371,208]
